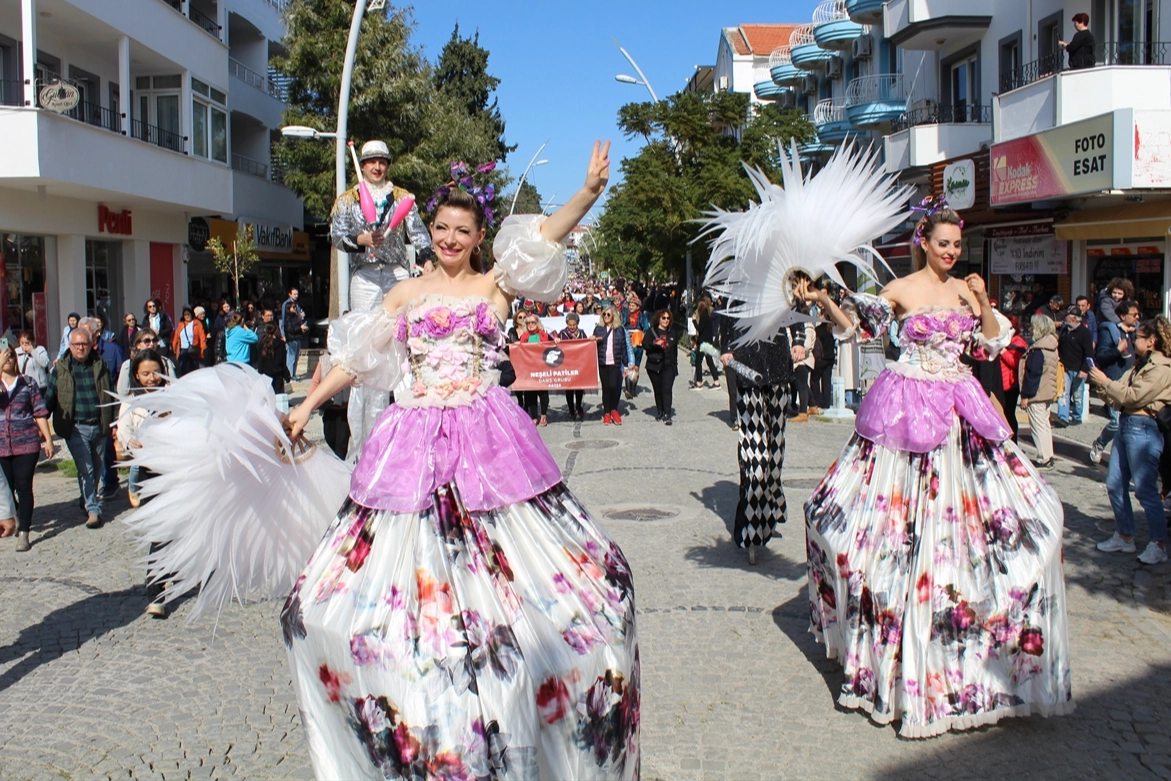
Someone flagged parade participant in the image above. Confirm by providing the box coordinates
[705,145,1071,737]
[559,312,589,419]
[623,298,649,399]
[0,343,54,552]
[330,140,435,459]
[123,142,638,779]
[645,309,680,424]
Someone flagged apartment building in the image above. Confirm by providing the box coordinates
[0,0,305,347]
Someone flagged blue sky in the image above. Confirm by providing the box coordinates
[407,0,820,220]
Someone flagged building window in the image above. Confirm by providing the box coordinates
[999,31,1023,92]
[0,234,46,337]
[85,240,122,329]
[941,45,981,122]
[134,75,183,153]
[191,77,228,163]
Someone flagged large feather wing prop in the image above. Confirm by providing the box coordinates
[120,364,353,621]
[700,141,914,344]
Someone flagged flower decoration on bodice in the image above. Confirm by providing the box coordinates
[426,160,499,227]
[400,298,504,401]
[899,308,978,375]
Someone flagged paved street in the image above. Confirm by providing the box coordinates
[3,376,1171,780]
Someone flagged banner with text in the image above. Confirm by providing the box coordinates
[988,223,1069,274]
[990,112,1114,205]
[510,340,600,391]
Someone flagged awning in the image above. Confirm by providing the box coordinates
[1055,200,1171,241]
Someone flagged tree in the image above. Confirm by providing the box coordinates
[207,225,260,308]
[593,92,815,283]
[506,180,543,215]
[433,24,514,162]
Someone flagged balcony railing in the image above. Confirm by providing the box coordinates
[189,5,222,40]
[769,46,792,67]
[230,58,287,100]
[891,103,992,132]
[1,80,22,107]
[232,153,268,179]
[813,0,850,24]
[790,24,816,47]
[66,100,122,133]
[846,73,908,105]
[813,97,848,125]
[999,41,1171,93]
[130,118,185,154]
[270,157,288,186]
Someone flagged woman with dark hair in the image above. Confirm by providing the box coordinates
[256,322,291,393]
[114,313,139,356]
[644,308,679,423]
[224,313,259,364]
[690,298,720,388]
[518,311,554,426]
[0,342,54,551]
[1060,13,1096,70]
[143,298,174,358]
[171,306,206,376]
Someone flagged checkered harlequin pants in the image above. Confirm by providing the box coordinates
[733,384,788,548]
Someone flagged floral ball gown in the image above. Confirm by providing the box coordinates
[804,294,1073,738]
[280,217,639,779]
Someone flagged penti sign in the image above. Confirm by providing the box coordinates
[990,113,1114,205]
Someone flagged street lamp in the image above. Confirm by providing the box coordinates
[612,38,659,102]
[509,139,551,215]
[280,125,337,139]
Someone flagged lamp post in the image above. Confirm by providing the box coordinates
[612,38,659,102]
[509,139,551,215]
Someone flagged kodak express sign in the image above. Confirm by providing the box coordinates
[990,113,1114,205]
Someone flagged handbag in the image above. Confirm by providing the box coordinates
[1156,405,1171,435]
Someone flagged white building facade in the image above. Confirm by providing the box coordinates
[0,0,302,348]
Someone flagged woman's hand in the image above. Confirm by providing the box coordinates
[41,438,54,459]
[794,277,828,306]
[1088,367,1109,386]
[965,274,989,300]
[583,140,611,196]
[284,404,312,441]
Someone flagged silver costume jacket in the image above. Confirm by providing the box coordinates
[329,182,433,275]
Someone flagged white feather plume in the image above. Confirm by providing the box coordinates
[119,363,352,621]
[700,141,914,344]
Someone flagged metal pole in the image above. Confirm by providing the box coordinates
[612,38,659,102]
[334,0,368,314]
[509,139,549,215]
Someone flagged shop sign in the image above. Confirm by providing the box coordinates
[188,217,210,252]
[1133,110,1171,188]
[942,159,976,210]
[239,218,294,254]
[38,79,80,113]
[990,113,1114,205]
[98,205,133,235]
[988,223,1068,274]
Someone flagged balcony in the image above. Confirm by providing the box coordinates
[813,0,865,51]
[790,25,834,70]
[845,74,909,128]
[885,104,992,172]
[883,0,991,51]
[754,69,786,100]
[1,80,22,107]
[770,47,803,86]
[232,153,269,179]
[233,170,304,229]
[846,0,884,25]
[995,61,1171,143]
[813,98,853,143]
[228,58,287,127]
[999,41,1171,93]
[798,137,837,160]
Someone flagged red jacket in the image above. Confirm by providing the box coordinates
[1000,334,1028,391]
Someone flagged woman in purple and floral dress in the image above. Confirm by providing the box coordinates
[799,200,1072,738]
[284,142,639,780]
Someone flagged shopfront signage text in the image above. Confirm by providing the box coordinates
[989,223,1068,275]
[990,113,1114,205]
[98,205,133,235]
[942,159,976,210]
[239,218,293,253]
[188,217,210,253]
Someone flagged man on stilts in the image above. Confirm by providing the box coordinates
[329,140,433,459]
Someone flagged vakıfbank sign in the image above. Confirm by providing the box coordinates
[990,113,1114,205]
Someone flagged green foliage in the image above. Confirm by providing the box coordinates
[207,225,260,307]
[595,92,815,282]
[506,181,544,215]
[272,3,511,219]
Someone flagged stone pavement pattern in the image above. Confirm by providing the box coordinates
[2,378,1171,780]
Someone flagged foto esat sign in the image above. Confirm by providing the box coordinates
[990,113,1114,205]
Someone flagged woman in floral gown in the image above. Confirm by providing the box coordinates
[283,142,639,779]
[799,202,1073,738]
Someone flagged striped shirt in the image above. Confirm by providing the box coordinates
[0,376,48,456]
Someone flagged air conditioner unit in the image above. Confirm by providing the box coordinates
[718,76,729,91]
[779,91,796,109]
[827,56,843,79]
[802,74,819,95]
[852,35,873,61]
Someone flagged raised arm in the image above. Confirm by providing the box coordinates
[539,141,610,243]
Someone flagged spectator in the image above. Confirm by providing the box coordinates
[1037,295,1065,321]
[45,325,114,528]
[253,305,275,335]
[194,306,214,366]
[1060,13,1096,70]
[1098,277,1134,327]
[171,306,206,377]
[257,323,291,394]
[15,330,50,390]
[788,314,816,423]
[623,299,649,399]
[999,315,1029,443]
[1076,295,1098,348]
[1056,305,1093,426]
[644,308,679,425]
[1091,299,1140,464]
[593,305,634,425]
[142,298,175,358]
[240,300,257,331]
[281,286,308,381]
[82,316,125,379]
[224,313,259,364]
[1019,314,1061,469]
[690,299,721,389]
[1090,316,1171,564]
[0,343,54,552]
[116,329,177,396]
[113,312,139,356]
[558,312,588,420]
[811,307,837,413]
[57,312,80,360]
[581,294,599,315]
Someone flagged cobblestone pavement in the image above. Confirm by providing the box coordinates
[3,377,1171,780]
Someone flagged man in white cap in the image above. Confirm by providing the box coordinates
[329,139,433,458]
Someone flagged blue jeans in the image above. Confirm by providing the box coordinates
[286,338,302,380]
[1106,414,1167,541]
[1094,405,1121,450]
[1056,370,1084,422]
[65,422,107,516]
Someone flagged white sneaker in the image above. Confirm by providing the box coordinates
[1097,533,1137,553]
[1089,441,1105,465]
[1138,542,1169,565]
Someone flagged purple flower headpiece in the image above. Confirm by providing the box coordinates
[426,160,500,227]
[911,193,963,247]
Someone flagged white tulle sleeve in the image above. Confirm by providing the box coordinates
[972,307,1014,359]
[492,214,568,302]
[327,307,406,391]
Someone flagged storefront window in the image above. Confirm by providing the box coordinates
[85,240,123,330]
[0,233,46,336]
[1088,239,1166,316]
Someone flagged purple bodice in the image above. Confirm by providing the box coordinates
[349,295,562,512]
[854,305,1011,453]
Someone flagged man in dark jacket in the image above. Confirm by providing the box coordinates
[1057,305,1094,426]
[717,313,795,565]
[1090,299,1139,462]
[45,326,115,528]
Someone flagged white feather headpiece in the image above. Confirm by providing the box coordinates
[700,141,913,344]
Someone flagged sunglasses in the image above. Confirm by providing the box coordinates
[138,338,157,345]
